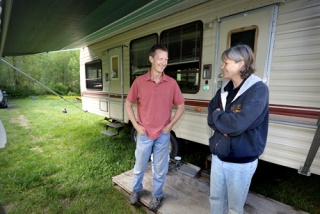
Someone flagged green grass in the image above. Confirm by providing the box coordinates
[0,96,145,214]
[0,96,319,214]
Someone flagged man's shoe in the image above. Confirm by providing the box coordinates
[148,196,163,211]
[130,191,140,205]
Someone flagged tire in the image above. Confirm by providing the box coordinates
[169,134,178,159]
[130,127,138,144]
[130,127,179,159]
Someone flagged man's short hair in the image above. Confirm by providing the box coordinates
[149,44,168,57]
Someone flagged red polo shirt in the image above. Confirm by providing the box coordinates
[126,71,185,139]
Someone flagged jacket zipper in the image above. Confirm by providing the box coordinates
[214,138,221,154]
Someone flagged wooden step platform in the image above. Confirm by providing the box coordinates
[112,163,309,214]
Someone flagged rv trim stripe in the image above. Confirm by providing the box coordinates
[81,91,320,119]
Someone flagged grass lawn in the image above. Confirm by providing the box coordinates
[0,96,145,213]
[0,96,319,213]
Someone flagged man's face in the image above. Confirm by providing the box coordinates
[149,49,168,74]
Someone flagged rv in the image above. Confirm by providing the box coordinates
[79,0,320,175]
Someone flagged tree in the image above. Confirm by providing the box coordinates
[0,49,80,97]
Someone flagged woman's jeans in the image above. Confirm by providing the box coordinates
[132,132,170,197]
[209,154,258,214]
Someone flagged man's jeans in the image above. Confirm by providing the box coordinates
[209,154,258,214]
[132,132,170,197]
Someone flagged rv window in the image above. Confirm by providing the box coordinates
[160,21,203,94]
[85,60,102,90]
[130,34,158,82]
[228,26,257,52]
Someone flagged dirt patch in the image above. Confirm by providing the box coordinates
[3,203,15,213]
[30,146,43,153]
[9,114,30,129]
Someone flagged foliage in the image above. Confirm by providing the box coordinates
[0,50,80,97]
[51,83,69,95]
[0,85,35,98]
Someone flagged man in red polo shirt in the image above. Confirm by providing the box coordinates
[126,44,185,211]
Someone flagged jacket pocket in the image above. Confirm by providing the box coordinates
[216,134,233,161]
[209,133,233,161]
[209,133,220,155]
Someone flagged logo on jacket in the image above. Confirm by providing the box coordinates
[231,104,242,113]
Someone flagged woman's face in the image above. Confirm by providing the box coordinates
[221,58,244,80]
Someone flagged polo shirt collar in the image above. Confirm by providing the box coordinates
[145,70,168,82]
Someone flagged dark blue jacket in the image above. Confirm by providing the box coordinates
[208,75,269,163]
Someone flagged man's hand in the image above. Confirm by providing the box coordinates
[162,124,171,134]
[135,123,146,135]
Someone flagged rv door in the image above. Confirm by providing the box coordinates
[106,46,125,121]
[215,5,278,87]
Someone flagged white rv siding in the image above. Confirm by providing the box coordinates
[269,0,320,107]
[261,0,320,175]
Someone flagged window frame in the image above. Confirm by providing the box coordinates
[85,59,103,91]
[227,25,258,55]
[160,20,203,94]
[129,33,158,83]
[128,21,203,94]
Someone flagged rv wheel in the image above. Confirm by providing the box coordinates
[130,127,178,159]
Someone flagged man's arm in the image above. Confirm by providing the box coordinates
[163,103,185,134]
[125,100,146,134]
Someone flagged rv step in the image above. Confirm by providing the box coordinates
[107,122,125,129]
[101,130,118,137]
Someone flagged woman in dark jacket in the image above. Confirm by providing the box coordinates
[208,45,269,214]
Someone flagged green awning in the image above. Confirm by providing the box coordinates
[0,0,207,56]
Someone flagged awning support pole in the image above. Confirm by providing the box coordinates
[298,116,320,176]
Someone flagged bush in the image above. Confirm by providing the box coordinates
[3,86,35,98]
[67,91,78,96]
[51,83,69,95]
